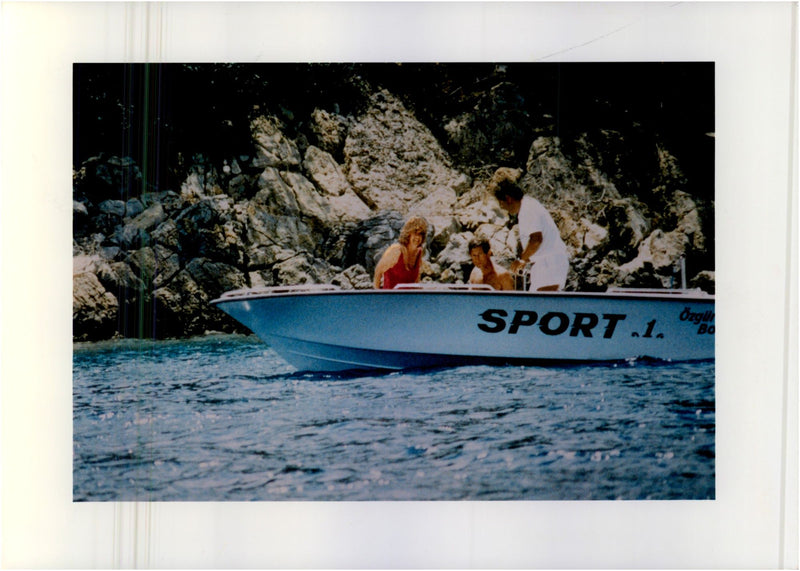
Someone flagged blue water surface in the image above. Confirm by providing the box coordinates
[73,334,715,501]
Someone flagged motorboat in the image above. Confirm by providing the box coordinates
[210,283,715,373]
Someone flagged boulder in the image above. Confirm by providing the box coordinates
[344,89,470,213]
[617,229,688,287]
[580,218,609,251]
[131,202,166,232]
[457,197,506,232]
[74,155,143,203]
[227,174,255,202]
[73,200,91,237]
[73,272,119,341]
[304,146,350,197]
[151,219,180,250]
[153,270,209,338]
[125,198,145,218]
[242,175,319,268]
[251,115,302,169]
[280,170,332,225]
[175,196,244,264]
[303,146,372,221]
[149,190,186,217]
[273,253,340,285]
[185,257,247,300]
[73,253,104,275]
[434,233,473,277]
[125,247,157,287]
[341,211,406,275]
[331,264,373,290]
[107,203,167,251]
[310,108,350,156]
[153,244,181,288]
[99,200,126,217]
[690,270,715,294]
[109,223,151,251]
[96,261,145,301]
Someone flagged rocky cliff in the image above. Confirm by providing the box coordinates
[72,63,715,342]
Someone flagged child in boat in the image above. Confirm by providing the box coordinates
[373,216,428,289]
[468,237,515,291]
[490,167,569,291]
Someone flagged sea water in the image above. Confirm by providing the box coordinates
[73,334,714,501]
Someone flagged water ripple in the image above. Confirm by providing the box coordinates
[74,334,715,501]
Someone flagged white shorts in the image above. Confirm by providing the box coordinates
[528,253,569,291]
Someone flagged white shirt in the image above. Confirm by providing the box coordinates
[517,195,567,260]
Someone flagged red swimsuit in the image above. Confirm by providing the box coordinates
[382,250,421,289]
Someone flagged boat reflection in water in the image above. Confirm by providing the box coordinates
[211,283,715,373]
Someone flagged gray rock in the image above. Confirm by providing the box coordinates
[185,258,247,300]
[72,254,105,276]
[96,261,145,294]
[304,145,350,197]
[151,220,180,250]
[227,174,254,201]
[126,198,145,218]
[150,190,185,216]
[100,246,122,261]
[99,200,126,217]
[109,224,151,251]
[125,247,157,287]
[73,200,88,217]
[339,211,406,275]
[130,202,166,232]
[274,254,339,285]
[251,115,302,169]
[310,108,350,155]
[153,244,181,288]
[248,270,275,288]
[344,90,469,214]
[331,264,372,290]
[73,272,119,341]
[617,229,688,287]
[281,170,332,224]
[690,270,715,294]
[435,233,472,273]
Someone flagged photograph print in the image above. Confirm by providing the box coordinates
[73,62,715,501]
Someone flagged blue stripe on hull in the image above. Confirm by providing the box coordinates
[267,335,712,374]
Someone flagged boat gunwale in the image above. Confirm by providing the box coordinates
[210,287,715,306]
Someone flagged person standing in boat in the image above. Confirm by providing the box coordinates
[490,167,569,291]
[373,216,429,289]
[467,237,515,291]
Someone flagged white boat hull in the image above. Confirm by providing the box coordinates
[211,285,715,372]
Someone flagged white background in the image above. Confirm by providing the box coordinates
[1,2,797,568]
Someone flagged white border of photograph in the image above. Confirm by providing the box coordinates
[2,2,797,568]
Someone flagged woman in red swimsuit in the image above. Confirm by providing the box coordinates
[373,216,428,289]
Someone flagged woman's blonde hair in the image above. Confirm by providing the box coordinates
[398,216,428,246]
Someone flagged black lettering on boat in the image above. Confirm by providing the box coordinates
[570,313,599,337]
[478,309,507,333]
[508,310,538,334]
[539,312,569,336]
[680,306,715,325]
[601,314,626,338]
[479,309,628,339]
